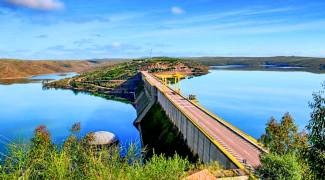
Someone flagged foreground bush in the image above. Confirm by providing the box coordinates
[305,83,325,179]
[257,153,303,180]
[0,125,191,180]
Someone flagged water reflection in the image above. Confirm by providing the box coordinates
[0,73,78,85]
[0,73,139,153]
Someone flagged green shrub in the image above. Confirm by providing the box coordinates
[0,125,192,180]
[257,153,303,180]
[259,113,307,155]
[305,83,325,179]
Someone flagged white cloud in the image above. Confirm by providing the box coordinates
[171,6,185,15]
[111,42,121,48]
[6,0,64,10]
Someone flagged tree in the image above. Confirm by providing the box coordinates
[257,153,303,180]
[260,113,307,155]
[259,113,310,179]
[305,83,325,179]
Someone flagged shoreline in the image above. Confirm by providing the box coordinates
[208,65,324,74]
[0,72,75,80]
[0,60,106,80]
[1,66,323,82]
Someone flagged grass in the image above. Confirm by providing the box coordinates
[0,125,194,180]
[0,123,229,179]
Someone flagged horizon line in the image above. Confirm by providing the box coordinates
[1,55,325,61]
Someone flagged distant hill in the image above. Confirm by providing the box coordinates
[0,59,112,79]
[1,56,324,79]
[186,56,325,73]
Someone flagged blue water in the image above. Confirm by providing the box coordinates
[0,74,139,153]
[29,72,78,80]
[0,70,324,154]
[178,70,325,138]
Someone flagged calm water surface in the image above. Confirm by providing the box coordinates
[0,74,139,153]
[0,70,324,154]
[178,70,325,138]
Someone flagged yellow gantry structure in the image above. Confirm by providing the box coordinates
[155,73,185,93]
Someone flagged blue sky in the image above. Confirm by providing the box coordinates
[0,0,325,59]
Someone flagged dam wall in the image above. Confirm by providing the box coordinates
[156,90,237,169]
[136,73,237,169]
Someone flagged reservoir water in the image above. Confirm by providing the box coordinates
[0,73,139,153]
[0,70,324,154]
[178,70,325,138]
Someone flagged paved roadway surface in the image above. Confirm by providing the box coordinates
[142,71,264,169]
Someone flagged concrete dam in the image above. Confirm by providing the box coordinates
[133,71,267,172]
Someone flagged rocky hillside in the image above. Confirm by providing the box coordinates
[44,57,209,101]
[0,59,109,79]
